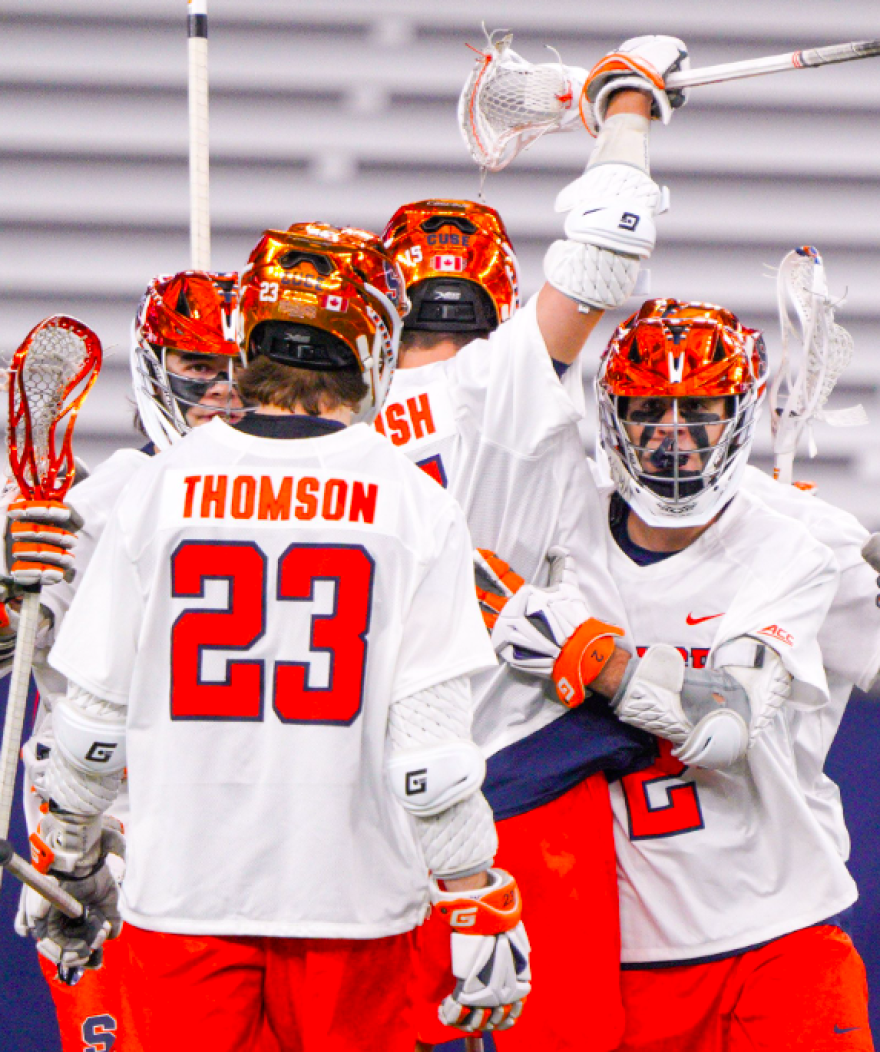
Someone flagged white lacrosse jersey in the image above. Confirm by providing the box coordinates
[743,466,880,860]
[603,489,857,965]
[377,296,625,756]
[0,449,151,834]
[49,418,495,939]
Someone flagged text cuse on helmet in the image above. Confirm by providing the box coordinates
[239,223,408,424]
[597,298,768,527]
[382,199,520,333]
[132,271,243,450]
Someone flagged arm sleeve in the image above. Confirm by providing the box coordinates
[449,295,581,455]
[389,676,497,880]
[47,502,145,706]
[392,500,496,701]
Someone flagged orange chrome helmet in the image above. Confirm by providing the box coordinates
[132,271,243,450]
[239,224,408,424]
[382,199,520,333]
[596,298,767,527]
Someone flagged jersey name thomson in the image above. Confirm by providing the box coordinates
[49,419,494,940]
[161,470,396,531]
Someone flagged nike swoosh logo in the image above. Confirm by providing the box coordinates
[834,1026,861,1034]
[686,612,725,625]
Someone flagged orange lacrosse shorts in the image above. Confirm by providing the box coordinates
[412,772,623,1051]
[38,934,143,1052]
[124,924,418,1052]
[616,924,873,1052]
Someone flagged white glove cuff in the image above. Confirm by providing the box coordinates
[590,77,672,134]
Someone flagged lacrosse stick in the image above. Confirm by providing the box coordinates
[188,0,211,269]
[0,837,103,986]
[769,246,866,485]
[465,1038,484,1052]
[0,316,102,890]
[460,33,880,171]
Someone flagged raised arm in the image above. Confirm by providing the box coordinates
[537,36,689,364]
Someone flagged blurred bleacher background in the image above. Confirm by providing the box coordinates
[1,0,879,522]
[0,5,879,1049]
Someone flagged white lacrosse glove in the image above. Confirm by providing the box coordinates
[16,810,124,974]
[432,869,531,1033]
[492,547,625,708]
[582,35,690,135]
[0,599,57,675]
[612,640,792,769]
[7,498,82,587]
[0,600,17,673]
[473,549,526,632]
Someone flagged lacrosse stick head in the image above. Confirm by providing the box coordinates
[459,29,585,172]
[770,245,861,479]
[383,199,520,333]
[596,298,767,527]
[239,225,407,425]
[132,270,243,450]
[7,316,102,501]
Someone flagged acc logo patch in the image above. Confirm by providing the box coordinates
[759,624,794,646]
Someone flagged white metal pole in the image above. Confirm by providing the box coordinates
[188,0,211,269]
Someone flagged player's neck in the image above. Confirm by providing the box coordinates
[626,507,714,553]
[397,340,460,369]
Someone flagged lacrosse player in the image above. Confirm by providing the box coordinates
[37,225,532,1052]
[377,36,692,1051]
[491,298,873,1050]
[5,270,248,1052]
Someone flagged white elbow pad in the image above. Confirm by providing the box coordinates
[387,739,485,818]
[53,696,127,775]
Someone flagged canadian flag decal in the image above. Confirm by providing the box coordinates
[431,254,465,272]
[322,294,348,312]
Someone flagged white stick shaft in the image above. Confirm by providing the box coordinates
[465,1038,485,1052]
[0,589,41,889]
[0,839,83,919]
[188,0,211,270]
[667,39,880,90]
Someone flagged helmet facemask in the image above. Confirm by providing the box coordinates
[597,299,767,528]
[131,272,245,449]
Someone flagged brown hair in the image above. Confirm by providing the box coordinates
[400,329,486,354]
[237,356,367,416]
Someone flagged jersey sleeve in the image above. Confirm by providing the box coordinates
[448,294,581,455]
[48,500,145,705]
[742,468,880,691]
[39,450,150,633]
[392,501,496,701]
[714,514,839,706]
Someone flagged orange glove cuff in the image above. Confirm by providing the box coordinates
[553,618,625,709]
[435,876,522,936]
[475,550,525,631]
[585,53,666,98]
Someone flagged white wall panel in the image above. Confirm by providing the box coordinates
[1,0,878,524]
